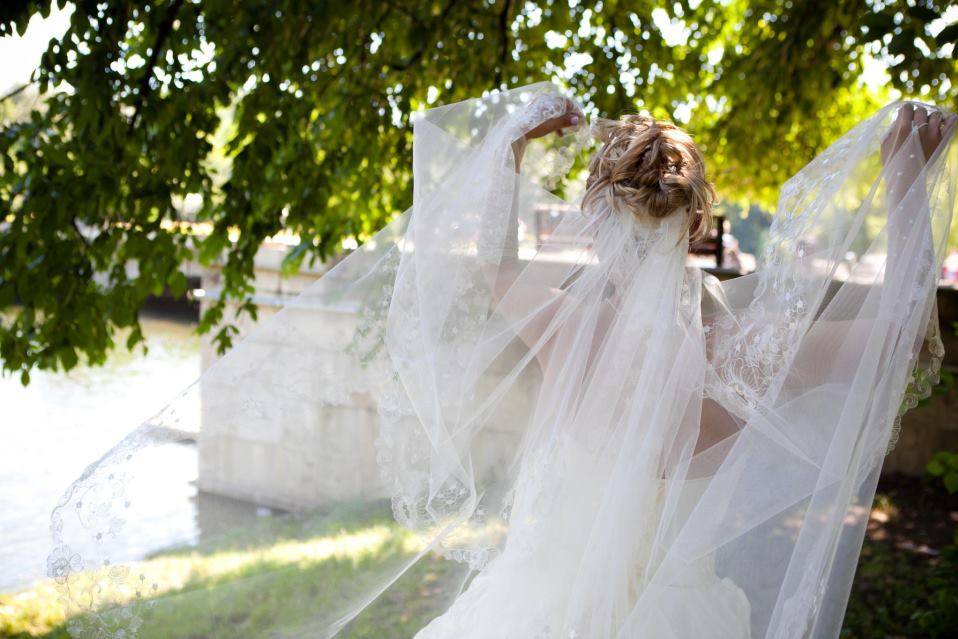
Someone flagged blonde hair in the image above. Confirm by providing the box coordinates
[582,114,715,243]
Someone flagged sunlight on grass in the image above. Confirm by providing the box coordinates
[0,580,65,638]
[140,523,424,591]
[0,510,459,639]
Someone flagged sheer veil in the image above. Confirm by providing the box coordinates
[47,83,955,638]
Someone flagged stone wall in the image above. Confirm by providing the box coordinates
[196,245,538,510]
[196,248,958,510]
[195,295,390,511]
[883,283,958,473]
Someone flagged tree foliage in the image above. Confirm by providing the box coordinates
[1,0,956,382]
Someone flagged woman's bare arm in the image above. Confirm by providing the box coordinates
[788,106,954,367]
[479,100,582,366]
[701,105,955,441]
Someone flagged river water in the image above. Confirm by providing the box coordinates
[0,316,211,593]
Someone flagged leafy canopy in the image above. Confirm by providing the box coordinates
[1,0,956,383]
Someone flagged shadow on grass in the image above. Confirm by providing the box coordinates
[841,474,958,639]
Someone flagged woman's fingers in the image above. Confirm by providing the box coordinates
[920,108,956,161]
[553,100,584,136]
[915,106,936,156]
[882,103,955,167]
[900,102,914,128]
[900,103,915,147]
[929,110,942,133]
[522,95,582,139]
[882,111,901,157]
[883,103,913,163]
[927,111,943,157]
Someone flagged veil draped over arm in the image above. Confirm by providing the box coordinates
[46,84,955,639]
[653,101,955,639]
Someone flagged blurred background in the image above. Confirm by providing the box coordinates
[1,1,957,637]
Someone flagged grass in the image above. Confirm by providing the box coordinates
[0,502,465,639]
[2,475,955,639]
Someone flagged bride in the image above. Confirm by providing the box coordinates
[49,84,955,639]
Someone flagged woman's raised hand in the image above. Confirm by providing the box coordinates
[523,97,584,140]
[881,103,956,167]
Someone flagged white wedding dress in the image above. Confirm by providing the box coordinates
[417,479,752,638]
[48,84,955,639]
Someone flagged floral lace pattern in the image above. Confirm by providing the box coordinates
[887,276,944,454]
[49,423,175,637]
[707,118,879,412]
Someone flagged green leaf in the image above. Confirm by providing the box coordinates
[281,239,311,277]
[944,472,958,494]
[59,347,78,371]
[126,325,144,350]
[927,457,946,476]
[168,271,189,298]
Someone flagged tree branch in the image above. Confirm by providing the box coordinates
[0,80,35,103]
[71,217,92,249]
[129,0,185,130]
[495,0,513,87]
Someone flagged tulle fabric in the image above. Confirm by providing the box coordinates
[47,83,955,639]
